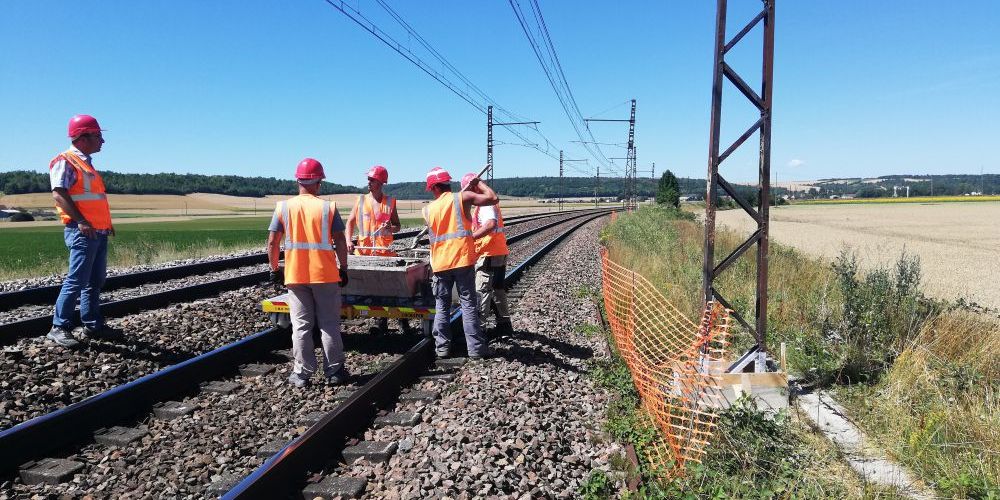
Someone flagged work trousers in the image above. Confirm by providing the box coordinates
[476,255,510,330]
[53,227,108,330]
[431,265,485,357]
[287,283,345,377]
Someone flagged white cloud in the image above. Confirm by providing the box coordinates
[787,159,805,168]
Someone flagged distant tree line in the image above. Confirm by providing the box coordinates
[0,170,360,197]
[801,174,999,199]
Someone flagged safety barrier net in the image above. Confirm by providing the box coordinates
[599,247,732,476]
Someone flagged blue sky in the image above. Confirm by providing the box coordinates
[1,1,997,187]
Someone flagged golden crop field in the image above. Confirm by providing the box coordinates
[716,201,1000,309]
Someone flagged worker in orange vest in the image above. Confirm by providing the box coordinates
[462,173,513,337]
[266,158,351,387]
[346,165,401,257]
[47,115,122,348]
[345,165,408,333]
[422,167,498,359]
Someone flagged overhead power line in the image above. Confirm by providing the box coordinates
[319,0,591,168]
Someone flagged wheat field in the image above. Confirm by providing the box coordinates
[716,201,1000,309]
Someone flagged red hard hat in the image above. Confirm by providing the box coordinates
[366,165,389,184]
[295,158,325,182]
[67,114,104,138]
[460,173,478,191]
[425,167,452,191]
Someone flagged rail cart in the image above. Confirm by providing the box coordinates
[261,249,436,336]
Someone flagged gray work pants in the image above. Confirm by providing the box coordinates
[476,255,510,330]
[432,265,485,357]
[287,283,345,377]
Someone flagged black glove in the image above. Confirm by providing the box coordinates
[269,267,284,285]
[339,267,349,288]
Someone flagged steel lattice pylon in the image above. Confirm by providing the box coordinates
[703,0,776,370]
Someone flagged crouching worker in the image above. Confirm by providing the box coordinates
[266,158,351,387]
[462,173,513,337]
[423,167,498,359]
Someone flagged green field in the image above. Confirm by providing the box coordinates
[0,216,424,280]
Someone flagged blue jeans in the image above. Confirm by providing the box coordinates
[53,227,108,330]
[432,265,485,357]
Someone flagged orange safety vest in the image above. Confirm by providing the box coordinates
[353,193,396,256]
[275,194,341,285]
[50,150,112,230]
[422,192,476,273]
[472,204,508,257]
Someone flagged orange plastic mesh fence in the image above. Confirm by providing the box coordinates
[600,247,731,476]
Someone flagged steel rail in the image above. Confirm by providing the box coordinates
[0,209,615,477]
[0,210,604,345]
[225,209,614,498]
[0,209,597,311]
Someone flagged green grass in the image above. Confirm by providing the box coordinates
[0,215,426,280]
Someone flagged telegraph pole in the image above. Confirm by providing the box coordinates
[487,105,539,183]
[595,165,600,208]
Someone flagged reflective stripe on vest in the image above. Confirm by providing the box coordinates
[473,204,508,257]
[355,194,395,238]
[427,194,471,243]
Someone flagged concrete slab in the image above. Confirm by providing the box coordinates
[399,390,438,402]
[152,400,197,420]
[207,473,242,496]
[302,476,368,499]
[419,373,456,383]
[374,411,421,428]
[256,439,289,458]
[19,458,84,485]
[342,441,398,464]
[239,363,276,377]
[434,357,467,370]
[94,426,148,446]
[299,411,326,426]
[200,380,240,394]
[798,391,934,500]
[332,390,355,402]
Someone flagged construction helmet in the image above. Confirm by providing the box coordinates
[366,165,389,184]
[460,173,478,191]
[295,158,325,184]
[68,114,104,138]
[425,167,452,191]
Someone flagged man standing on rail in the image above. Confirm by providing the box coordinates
[47,115,121,348]
[266,158,351,387]
[462,173,513,338]
[345,165,401,256]
[423,167,498,359]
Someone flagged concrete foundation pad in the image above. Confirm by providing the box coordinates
[374,411,421,428]
[152,400,197,420]
[200,380,240,394]
[798,391,934,499]
[399,390,438,402]
[239,363,276,377]
[299,411,326,426]
[419,372,457,382]
[342,441,398,464]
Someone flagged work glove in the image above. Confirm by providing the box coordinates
[339,267,349,288]
[269,267,284,285]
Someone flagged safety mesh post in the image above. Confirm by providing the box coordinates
[600,248,731,476]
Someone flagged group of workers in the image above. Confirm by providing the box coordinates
[265,160,511,387]
[45,114,513,389]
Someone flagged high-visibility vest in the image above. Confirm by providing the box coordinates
[275,194,341,285]
[353,193,396,256]
[50,150,112,230]
[473,204,508,257]
[422,192,476,273]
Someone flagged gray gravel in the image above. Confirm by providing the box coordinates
[332,217,624,498]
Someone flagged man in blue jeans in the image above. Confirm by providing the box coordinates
[47,115,121,348]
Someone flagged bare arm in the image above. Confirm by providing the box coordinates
[53,188,96,237]
[461,181,498,207]
[266,231,282,271]
[344,202,358,252]
[333,231,349,270]
[388,202,402,233]
[472,219,496,240]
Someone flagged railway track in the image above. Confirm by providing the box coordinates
[0,209,608,346]
[0,209,615,498]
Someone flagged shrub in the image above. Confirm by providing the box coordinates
[9,211,34,222]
